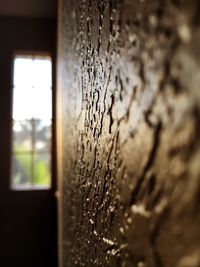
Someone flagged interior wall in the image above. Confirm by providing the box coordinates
[57,0,200,266]
[0,0,56,18]
[0,16,57,267]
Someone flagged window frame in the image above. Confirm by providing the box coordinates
[10,51,55,191]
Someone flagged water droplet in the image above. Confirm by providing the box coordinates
[119,227,124,234]
[127,217,132,224]
[178,24,191,43]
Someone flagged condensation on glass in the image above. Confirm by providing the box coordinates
[11,54,52,190]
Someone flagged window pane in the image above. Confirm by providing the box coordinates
[11,54,52,190]
[14,55,52,89]
[13,87,34,120]
[33,154,51,187]
[35,120,51,152]
[13,87,52,121]
[13,121,32,152]
[12,154,32,187]
[32,58,52,88]
[31,88,52,121]
[14,57,34,87]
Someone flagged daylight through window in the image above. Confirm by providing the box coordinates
[11,54,52,190]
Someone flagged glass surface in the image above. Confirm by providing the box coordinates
[35,120,51,152]
[11,54,52,190]
[13,55,52,121]
[14,57,34,87]
[31,88,52,121]
[13,87,34,120]
[33,154,51,186]
[32,58,52,88]
[13,87,52,121]
[12,154,32,187]
[13,121,32,152]
[14,56,52,88]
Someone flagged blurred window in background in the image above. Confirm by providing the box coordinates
[11,54,52,190]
